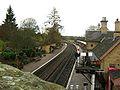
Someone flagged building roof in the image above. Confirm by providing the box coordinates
[92,37,120,59]
[85,31,114,42]
[86,31,102,41]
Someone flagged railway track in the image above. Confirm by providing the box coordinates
[33,43,76,87]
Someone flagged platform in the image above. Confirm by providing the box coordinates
[66,62,91,90]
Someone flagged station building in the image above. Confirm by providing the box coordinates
[85,17,120,89]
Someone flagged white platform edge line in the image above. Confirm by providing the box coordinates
[31,43,67,74]
[66,60,76,89]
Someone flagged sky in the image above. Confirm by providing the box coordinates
[0,0,120,36]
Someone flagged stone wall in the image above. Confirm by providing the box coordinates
[0,62,66,90]
[101,44,120,72]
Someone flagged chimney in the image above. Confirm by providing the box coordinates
[114,18,120,37]
[100,17,108,33]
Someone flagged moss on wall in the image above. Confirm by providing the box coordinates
[0,62,66,90]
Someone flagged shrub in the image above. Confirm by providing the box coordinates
[36,51,42,57]
[1,50,16,60]
[0,40,5,51]
[22,48,35,57]
[41,50,46,54]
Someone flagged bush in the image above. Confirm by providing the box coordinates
[22,48,35,57]
[11,62,23,70]
[1,50,16,60]
[41,50,46,54]
[36,51,42,57]
[22,59,30,65]
[0,40,5,51]
[1,52,10,60]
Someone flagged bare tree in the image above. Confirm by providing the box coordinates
[43,8,63,46]
[45,7,63,32]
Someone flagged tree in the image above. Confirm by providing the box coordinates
[19,18,40,48]
[46,8,61,26]
[86,25,98,31]
[20,18,39,32]
[10,29,36,49]
[3,5,18,30]
[45,26,62,46]
[1,5,18,41]
[33,33,43,46]
[44,8,63,46]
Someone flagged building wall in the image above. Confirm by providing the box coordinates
[100,27,108,33]
[42,45,51,53]
[114,33,120,37]
[86,42,98,50]
[101,44,120,73]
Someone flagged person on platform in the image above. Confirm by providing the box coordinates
[75,48,80,64]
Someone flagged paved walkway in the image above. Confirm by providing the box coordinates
[22,45,66,72]
[67,62,90,90]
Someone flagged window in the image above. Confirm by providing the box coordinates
[91,44,93,47]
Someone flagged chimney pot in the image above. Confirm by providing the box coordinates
[102,17,106,21]
[116,18,119,21]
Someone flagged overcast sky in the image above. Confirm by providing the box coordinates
[0,0,120,36]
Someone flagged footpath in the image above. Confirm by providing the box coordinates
[22,45,66,73]
[67,63,90,90]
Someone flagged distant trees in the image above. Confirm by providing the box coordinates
[86,25,98,31]
[0,6,63,50]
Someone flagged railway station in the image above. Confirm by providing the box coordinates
[0,1,120,89]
